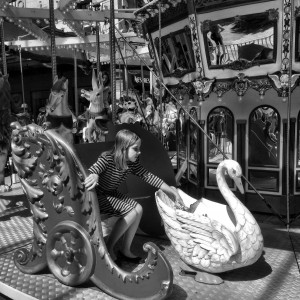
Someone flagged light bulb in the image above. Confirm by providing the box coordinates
[282,97,287,103]
[238,95,243,102]
[218,97,222,102]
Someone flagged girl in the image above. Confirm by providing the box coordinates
[84,129,184,263]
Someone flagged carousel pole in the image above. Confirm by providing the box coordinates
[286,1,294,228]
[110,0,116,124]
[74,50,78,116]
[158,1,163,142]
[49,0,57,82]
[96,22,100,75]
[18,45,26,111]
[0,18,7,75]
[141,60,145,100]
[124,42,128,97]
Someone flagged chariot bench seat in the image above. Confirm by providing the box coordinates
[10,122,174,300]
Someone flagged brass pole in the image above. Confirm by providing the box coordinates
[49,0,57,82]
[0,18,7,75]
[110,0,116,123]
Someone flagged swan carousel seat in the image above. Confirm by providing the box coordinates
[155,159,264,284]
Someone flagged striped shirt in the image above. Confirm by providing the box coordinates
[88,153,164,192]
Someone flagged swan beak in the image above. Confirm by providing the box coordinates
[234,177,244,194]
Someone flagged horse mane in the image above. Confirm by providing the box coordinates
[52,76,67,92]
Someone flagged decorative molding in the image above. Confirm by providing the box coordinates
[281,0,292,73]
[189,14,204,77]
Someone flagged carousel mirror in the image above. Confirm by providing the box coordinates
[207,107,234,164]
[295,15,300,62]
[155,27,196,78]
[202,10,278,70]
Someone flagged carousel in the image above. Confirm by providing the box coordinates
[0,0,300,299]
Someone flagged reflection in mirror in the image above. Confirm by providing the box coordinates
[155,27,196,77]
[248,170,279,192]
[249,106,280,167]
[189,108,198,161]
[202,10,278,69]
[207,107,233,164]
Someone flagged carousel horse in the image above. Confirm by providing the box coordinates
[143,97,160,134]
[155,159,264,284]
[0,72,13,192]
[45,76,74,145]
[81,69,109,143]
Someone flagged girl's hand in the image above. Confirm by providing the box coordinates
[84,174,99,191]
[171,187,186,209]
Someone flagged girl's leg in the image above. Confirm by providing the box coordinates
[106,208,137,260]
[121,204,143,258]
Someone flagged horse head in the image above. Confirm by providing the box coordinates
[80,69,104,108]
[46,76,70,116]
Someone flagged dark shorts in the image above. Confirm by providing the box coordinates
[96,187,138,217]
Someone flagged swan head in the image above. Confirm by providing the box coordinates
[219,160,244,194]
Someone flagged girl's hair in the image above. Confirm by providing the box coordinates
[111,129,140,170]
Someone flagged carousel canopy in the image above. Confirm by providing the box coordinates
[0,0,151,71]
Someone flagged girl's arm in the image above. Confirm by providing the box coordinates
[130,159,186,208]
[84,173,99,191]
[85,154,108,191]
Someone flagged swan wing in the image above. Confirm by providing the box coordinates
[175,209,239,264]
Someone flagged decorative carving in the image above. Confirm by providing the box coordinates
[268,72,300,97]
[282,0,291,73]
[250,78,273,97]
[224,59,260,71]
[232,73,251,97]
[213,81,232,98]
[192,77,215,101]
[189,14,204,76]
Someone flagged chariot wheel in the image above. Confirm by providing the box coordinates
[46,221,95,286]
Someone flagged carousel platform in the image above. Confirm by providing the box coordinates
[0,181,300,300]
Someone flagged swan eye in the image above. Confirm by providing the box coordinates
[232,169,236,175]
